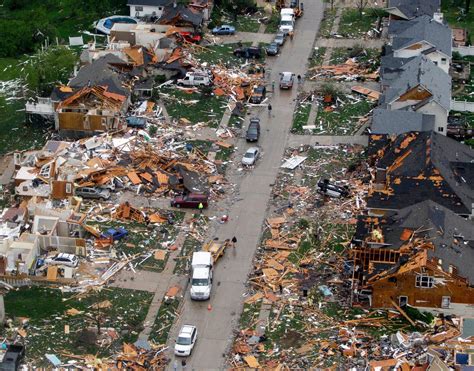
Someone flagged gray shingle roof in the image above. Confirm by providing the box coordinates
[387,0,440,19]
[380,55,451,110]
[390,16,452,57]
[371,108,435,134]
[127,0,173,6]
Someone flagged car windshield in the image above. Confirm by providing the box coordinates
[281,20,293,26]
[244,152,255,158]
[248,129,258,134]
[192,278,209,286]
[177,336,192,345]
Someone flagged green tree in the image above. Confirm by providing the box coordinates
[24,46,77,95]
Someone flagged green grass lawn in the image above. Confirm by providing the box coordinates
[442,0,474,44]
[233,14,262,33]
[264,12,280,34]
[292,100,313,132]
[239,301,263,329]
[337,8,384,38]
[89,212,184,272]
[329,47,352,65]
[319,8,337,37]
[313,97,374,135]
[194,43,253,68]
[4,286,152,365]
[160,87,227,128]
[149,298,180,345]
[187,139,234,161]
[309,47,327,67]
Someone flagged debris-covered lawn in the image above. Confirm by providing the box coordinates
[337,9,384,38]
[149,297,181,345]
[292,95,313,133]
[318,8,337,38]
[194,43,253,68]
[309,47,326,68]
[4,286,153,367]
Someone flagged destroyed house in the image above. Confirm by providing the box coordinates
[367,132,474,217]
[379,55,451,134]
[158,4,204,28]
[370,108,435,135]
[352,200,474,312]
[387,15,452,74]
[386,0,441,21]
[56,86,127,138]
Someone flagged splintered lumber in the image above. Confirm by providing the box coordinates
[351,85,381,101]
[127,171,141,185]
[265,239,294,250]
[244,292,264,305]
[390,298,416,327]
[243,355,260,368]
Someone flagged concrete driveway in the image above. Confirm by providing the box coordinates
[167,2,324,369]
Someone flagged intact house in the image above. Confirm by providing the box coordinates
[370,108,436,135]
[387,15,452,74]
[127,0,173,19]
[379,55,451,134]
[386,0,440,21]
[351,200,474,315]
[366,131,474,218]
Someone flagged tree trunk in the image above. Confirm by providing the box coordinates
[466,0,471,14]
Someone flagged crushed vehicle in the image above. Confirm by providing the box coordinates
[317,179,350,198]
[249,85,266,104]
[279,71,295,89]
[242,147,260,166]
[190,251,213,300]
[246,118,260,142]
[171,193,209,209]
[174,325,197,356]
[211,25,235,35]
[100,227,128,241]
[177,71,213,87]
[44,253,79,268]
[233,46,262,59]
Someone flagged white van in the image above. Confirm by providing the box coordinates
[190,251,213,300]
[177,71,212,87]
[279,14,295,35]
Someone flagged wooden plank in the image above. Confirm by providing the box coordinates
[127,172,141,185]
[47,266,58,280]
[390,298,416,327]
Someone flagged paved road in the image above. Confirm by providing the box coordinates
[166,1,324,370]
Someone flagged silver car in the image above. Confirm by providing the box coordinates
[274,32,286,46]
[242,147,260,166]
[75,187,110,200]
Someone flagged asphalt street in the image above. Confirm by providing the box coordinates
[167,2,324,369]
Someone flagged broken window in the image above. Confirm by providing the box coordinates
[438,127,444,132]
[135,6,143,11]
[415,274,434,288]
[65,183,72,194]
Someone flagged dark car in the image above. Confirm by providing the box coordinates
[171,193,209,209]
[317,179,349,198]
[0,344,25,371]
[246,118,260,142]
[233,46,262,59]
[265,42,280,56]
[249,85,266,104]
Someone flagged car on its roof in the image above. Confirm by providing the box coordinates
[249,85,266,104]
[242,147,260,166]
[274,31,286,46]
[174,325,197,356]
[45,253,79,268]
[279,71,295,89]
[265,42,280,56]
[212,25,235,35]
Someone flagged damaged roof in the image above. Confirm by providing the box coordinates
[386,0,440,20]
[127,0,173,5]
[389,16,452,57]
[380,55,451,110]
[371,108,435,134]
[368,132,474,215]
[356,200,474,283]
[69,54,132,96]
[158,4,203,27]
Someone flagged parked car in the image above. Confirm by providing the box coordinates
[100,227,128,241]
[279,71,295,89]
[171,193,209,209]
[45,253,79,268]
[242,147,260,166]
[246,118,260,142]
[265,42,280,56]
[212,25,235,35]
[174,325,197,356]
[249,85,266,104]
[233,46,262,59]
[274,32,286,46]
[0,344,25,370]
[75,187,110,200]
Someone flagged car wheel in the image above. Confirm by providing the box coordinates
[100,197,106,201]
[175,203,181,208]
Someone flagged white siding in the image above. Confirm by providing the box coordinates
[417,102,447,135]
[129,5,164,18]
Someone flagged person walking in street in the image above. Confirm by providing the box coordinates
[231,236,237,247]
[271,80,275,91]
[297,74,302,84]
[268,103,272,117]
[198,202,204,214]
[181,359,187,370]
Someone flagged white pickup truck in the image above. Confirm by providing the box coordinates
[177,72,212,87]
[279,8,295,35]
[190,251,213,300]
